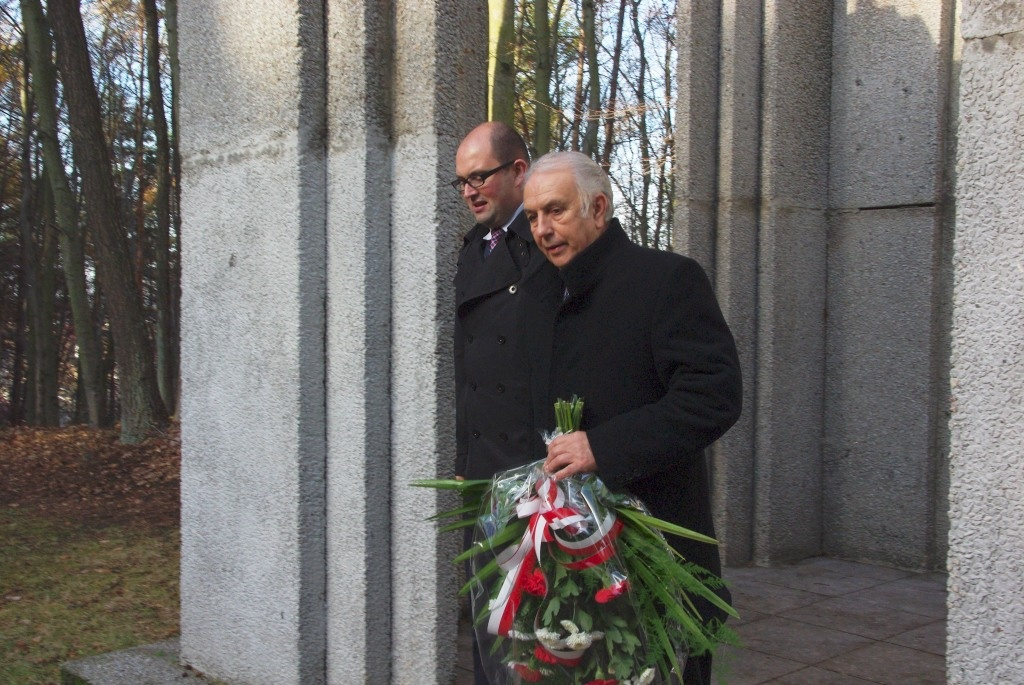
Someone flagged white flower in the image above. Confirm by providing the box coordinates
[589,630,605,641]
[559,619,580,634]
[507,630,534,641]
[637,667,655,684]
[535,627,565,649]
[565,631,593,650]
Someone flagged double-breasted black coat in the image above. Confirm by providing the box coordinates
[523,220,742,588]
[454,211,558,480]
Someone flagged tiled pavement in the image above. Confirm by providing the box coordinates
[456,557,947,684]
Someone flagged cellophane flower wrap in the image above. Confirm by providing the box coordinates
[415,397,737,685]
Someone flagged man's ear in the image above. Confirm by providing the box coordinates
[512,159,529,187]
[592,192,609,225]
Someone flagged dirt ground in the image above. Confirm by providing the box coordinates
[0,423,180,529]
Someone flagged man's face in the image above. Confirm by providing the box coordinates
[524,170,608,268]
[454,134,525,230]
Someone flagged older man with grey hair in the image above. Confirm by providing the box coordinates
[522,150,743,685]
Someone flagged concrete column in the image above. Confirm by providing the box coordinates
[387,2,487,684]
[709,0,763,566]
[181,0,487,682]
[676,0,832,565]
[674,0,721,265]
[824,0,954,569]
[948,5,1024,682]
[752,0,833,563]
[324,1,393,681]
[179,1,327,683]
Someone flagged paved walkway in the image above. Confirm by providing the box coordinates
[456,557,947,684]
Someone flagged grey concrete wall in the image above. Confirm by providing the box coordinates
[324,0,393,681]
[181,0,486,682]
[676,0,832,566]
[824,0,954,569]
[825,208,947,568]
[179,1,328,683]
[708,0,761,566]
[387,1,487,683]
[752,0,833,564]
[947,9,1024,682]
[677,0,955,570]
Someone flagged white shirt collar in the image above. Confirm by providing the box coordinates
[484,204,524,241]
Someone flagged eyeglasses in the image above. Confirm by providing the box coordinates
[450,160,515,192]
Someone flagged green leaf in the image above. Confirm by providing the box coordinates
[411,478,490,491]
[452,519,527,564]
[543,596,561,624]
[614,507,719,545]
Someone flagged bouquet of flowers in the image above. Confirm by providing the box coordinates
[416,397,736,684]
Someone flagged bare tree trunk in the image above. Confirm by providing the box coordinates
[143,0,175,416]
[36,171,60,425]
[17,53,59,426]
[21,0,104,426]
[600,0,628,169]
[570,30,584,151]
[166,0,182,415]
[48,0,168,442]
[580,0,600,156]
[629,0,651,246]
[489,0,516,125]
[533,0,552,155]
[654,25,674,249]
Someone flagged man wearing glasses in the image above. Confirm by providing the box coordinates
[452,122,556,684]
[453,122,554,484]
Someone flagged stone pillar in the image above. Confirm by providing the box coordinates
[180,0,486,682]
[708,0,763,566]
[751,0,833,563]
[324,1,393,681]
[948,5,1024,682]
[824,0,954,570]
[388,1,487,683]
[179,2,327,683]
[677,0,833,565]
[678,0,955,569]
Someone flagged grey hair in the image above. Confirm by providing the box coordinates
[525,151,614,222]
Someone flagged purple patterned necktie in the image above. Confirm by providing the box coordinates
[485,230,503,257]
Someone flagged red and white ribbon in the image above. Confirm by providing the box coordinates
[487,477,623,637]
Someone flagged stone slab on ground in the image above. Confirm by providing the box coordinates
[60,639,217,685]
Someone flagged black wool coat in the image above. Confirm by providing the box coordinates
[454,210,558,480]
[523,220,742,585]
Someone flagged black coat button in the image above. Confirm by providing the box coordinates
[499,432,508,441]
[472,430,481,439]
[467,334,474,343]
[470,382,477,391]
[497,335,506,345]
[496,384,505,393]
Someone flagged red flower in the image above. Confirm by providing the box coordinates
[522,568,547,596]
[595,579,630,604]
[534,644,560,664]
[511,663,543,682]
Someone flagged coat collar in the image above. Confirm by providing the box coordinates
[558,218,628,299]
[461,205,534,247]
[455,210,534,309]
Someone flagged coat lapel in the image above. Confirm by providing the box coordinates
[455,212,534,310]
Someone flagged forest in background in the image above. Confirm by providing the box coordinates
[0,0,676,440]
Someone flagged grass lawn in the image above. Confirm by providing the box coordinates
[1,425,181,685]
[0,509,179,684]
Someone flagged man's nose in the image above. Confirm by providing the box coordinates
[532,213,551,237]
[461,183,477,199]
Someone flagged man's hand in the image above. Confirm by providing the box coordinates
[544,431,597,480]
